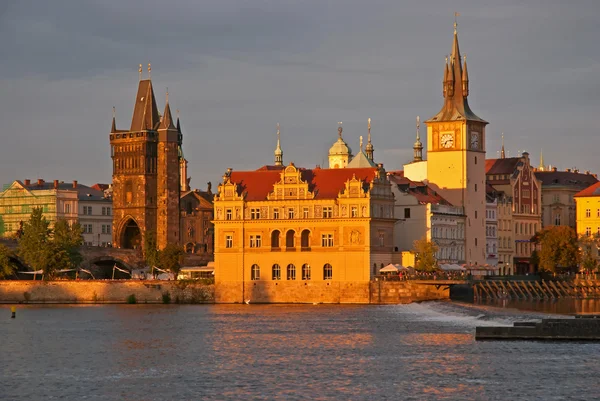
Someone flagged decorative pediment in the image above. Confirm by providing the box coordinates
[267,163,314,200]
[338,174,367,199]
[0,181,34,199]
[216,181,244,201]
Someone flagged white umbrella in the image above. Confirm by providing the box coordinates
[379,263,399,273]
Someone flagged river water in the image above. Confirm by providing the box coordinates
[2,301,599,400]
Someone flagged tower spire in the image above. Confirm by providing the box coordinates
[274,123,283,166]
[501,133,506,159]
[111,106,117,133]
[159,88,175,130]
[413,115,423,162]
[366,118,374,161]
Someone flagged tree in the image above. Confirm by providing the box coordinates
[532,226,580,273]
[53,219,83,270]
[158,243,184,279]
[579,236,598,272]
[18,208,53,276]
[0,244,16,279]
[413,237,439,272]
[144,230,160,269]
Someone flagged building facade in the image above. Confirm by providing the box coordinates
[79,189,113,247]
[535,168,598,230]
[389,174,466,265]
[495,195,514,275]
[213,163,396,303]
[574,182,600,261]
[485,196,498,268]
[486,152,542,273]
[109,73,181,250]
[424,24,488,265]
[180,187,214,256]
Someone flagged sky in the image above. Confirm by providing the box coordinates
[1,0,599,190]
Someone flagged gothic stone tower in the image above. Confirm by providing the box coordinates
[110,76,181,250]
[425,24,488,265]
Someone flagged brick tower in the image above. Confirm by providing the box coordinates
[110,68,181,250]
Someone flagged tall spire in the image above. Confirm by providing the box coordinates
[274,123,283,166]
[501,133,506,159]
[130,77,160,131]
[462,54,469,96]
[413,115,423,162]
[111,106,117,133]
[366,118,374,161]
[539,149,545,171]
[176,109,181,133]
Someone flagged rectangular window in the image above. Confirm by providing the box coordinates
[404,208,411,219]
[288,208,294,219]
[378,232,385,247]
[65,203,71,214]
[351,207,358,217]
[321,233,334,247]
[226,235,233,248]
[102,225,106,234]
[250,235,262,248]
[107,225,111,234]
[303,207,309,219]
[87,224,93,234]
[323,207,333,218]
[226,209,232,220]
[553,194,560,203]
[586,227,592,236]
[597,209,600,218]
[107,207,111,215]
[250,208,261,220]
[101,207,106,215]
[273,208,280,219]
[586,209,591,218]
[522,190,530,199]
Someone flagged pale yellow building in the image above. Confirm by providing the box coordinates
[213,163,396,303]
[575,181,600,261]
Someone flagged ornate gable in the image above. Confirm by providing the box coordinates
[338,174,368,199]
[267,163,315,201]
[216,170,244,201]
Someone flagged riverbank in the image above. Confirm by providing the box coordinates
[0,280,449,304]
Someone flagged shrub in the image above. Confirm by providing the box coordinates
[126,294,137,304]
[23,291,31,302]
[162,291,171,304]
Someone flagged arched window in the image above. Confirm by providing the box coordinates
[302,264,311,280]
[323,263,333,280]
[271,230,280,248]
[251,264,260,280]
[286,230,295,248]
[301,229,310,249]
[272,264,281,280]
[287,264,296,280]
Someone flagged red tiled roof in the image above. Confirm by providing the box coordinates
[91,183,110,191]
[228,167,378,201]
[485,157,521,175]
[388,175,452,206]
[574,181,600,198]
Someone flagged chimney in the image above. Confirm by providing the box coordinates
[24,179,30,185]
[37,179,44,186]
[53,180,59,189]
[72,180,78,189]
[552,167,557,172]
[566,168,571,173]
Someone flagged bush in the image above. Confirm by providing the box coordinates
[23,291,31,302]
[162,291,171,304]
[126,294,137,304]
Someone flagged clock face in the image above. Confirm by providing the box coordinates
[470,132,479,149]
[441,133,454,149]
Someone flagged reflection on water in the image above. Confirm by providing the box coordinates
[475,298,600,315]
[2,302,600,400]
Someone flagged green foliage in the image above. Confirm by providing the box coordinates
[413,237,439,272]
[0,244,16,279]
[18,208,53,275]
[144,230,160,269]
[533,226,580,273]
[159,243,184,279]
[126,294,137,304]
[162,291,171,304]
[53,219,83,270]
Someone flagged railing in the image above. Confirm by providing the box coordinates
[375,272,471,282]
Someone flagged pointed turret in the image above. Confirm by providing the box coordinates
[160,91,176,130]
[365,118,374,161]
[413,116,423,162]
[501,133,506,159]
[111,107,117,133]
[427,21,486,124]
[130,79,160,131]
[274,123,283,166]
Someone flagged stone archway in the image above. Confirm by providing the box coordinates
[121,218,141,249]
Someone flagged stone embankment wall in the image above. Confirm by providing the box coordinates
[0,281,214,304]
[216,281,449,304]
[0,280,448,304]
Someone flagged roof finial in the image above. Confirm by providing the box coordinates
[416,115,420,140]
[176,109,180,119]
[360,135,364,151]
[501,133,506,159]
[337,122,343,138]
[274,123,283,166]
[148,63,151,79]
[112,106,116,119]
[138,64,143,80]
[413,115,423,162]
[454,12,460,34]
[166,87,169,103]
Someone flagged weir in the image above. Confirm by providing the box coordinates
[473,279,600,301]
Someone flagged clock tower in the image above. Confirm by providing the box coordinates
[425,22,488,265]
